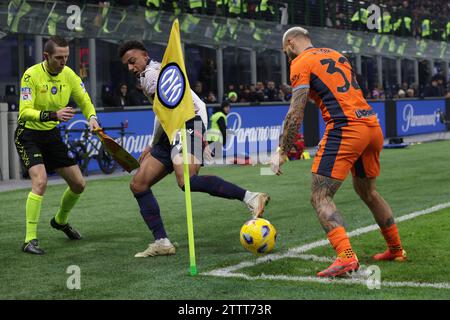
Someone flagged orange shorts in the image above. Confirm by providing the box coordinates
[312,124,383,181]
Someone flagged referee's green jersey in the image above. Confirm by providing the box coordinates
[19,62,96,131]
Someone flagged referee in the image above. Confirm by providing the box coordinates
[15,36,100,254]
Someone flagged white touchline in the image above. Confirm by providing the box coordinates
[202,202,450,290]
[205,272,450,290]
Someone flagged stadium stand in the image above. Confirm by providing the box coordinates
[0,0,448,107]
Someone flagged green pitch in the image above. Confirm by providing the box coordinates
[1,140,450,299]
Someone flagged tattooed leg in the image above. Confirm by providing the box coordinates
[310,173,345,233]
[352,176,395,228]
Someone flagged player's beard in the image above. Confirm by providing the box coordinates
[45,59,63,75]
[286,48,297,63]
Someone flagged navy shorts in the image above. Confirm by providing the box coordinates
[151,116,206,173]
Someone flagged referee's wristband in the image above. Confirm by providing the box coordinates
[40,111,58,122]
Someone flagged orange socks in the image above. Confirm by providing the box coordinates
[326,225,402,259]
[327,226,356,259]
[380,224,403,253]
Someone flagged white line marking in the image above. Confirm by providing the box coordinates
[290,254,335,263]
[207,272,450,290]
[202,202,450,290]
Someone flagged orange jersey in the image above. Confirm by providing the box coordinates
[290,47,378,129]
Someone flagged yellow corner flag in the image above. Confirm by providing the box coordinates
[153,19,195,143]
[154,19,197,276]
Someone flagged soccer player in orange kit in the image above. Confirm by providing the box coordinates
[269,27,407,277]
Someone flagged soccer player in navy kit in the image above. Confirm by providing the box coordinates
[119,40,270,257]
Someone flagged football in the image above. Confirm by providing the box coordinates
[240,218,277,255]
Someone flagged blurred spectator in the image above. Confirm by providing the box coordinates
[94,2,110,29]
[401,81,409,92]
[424,79,442,97]
[224,84,236,101]
[410,82,419,95]
[371,85,385,99]
[255,0,277,21]
[193,81,207,102]
[112,83,131,107]
[372,90,380,99]
[265,80,281,101]
[255,81,266,101]
[398,89,406,98]
[239,86,252,103]
[206,91,218,104]
[434,74,447,96]
[227,91,238,103]
[248,84,261,102]
[406,88,415,97]
[186,0,207,14]
[129,82,150,106]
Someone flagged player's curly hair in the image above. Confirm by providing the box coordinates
[118,40,148,58]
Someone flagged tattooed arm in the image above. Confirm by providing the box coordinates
[270,87,309,175]
[279,87,309,155]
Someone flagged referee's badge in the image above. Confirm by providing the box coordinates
[51,86,58,94]
[21,87,32,101]
[157,62,186,110]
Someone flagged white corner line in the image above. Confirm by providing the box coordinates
[201,202,450,290]
[204,272,450,290]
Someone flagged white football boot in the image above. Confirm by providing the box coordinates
[134,238,176,257]
[244,192,271,218]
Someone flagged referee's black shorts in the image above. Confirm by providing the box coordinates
[14,125,76,172]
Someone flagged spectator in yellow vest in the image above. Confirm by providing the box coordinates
[207,101,231,147]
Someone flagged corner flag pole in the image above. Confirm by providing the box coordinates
[153,18,197,275]
[182,123,197,276]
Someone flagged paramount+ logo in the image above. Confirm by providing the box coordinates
[401,104,441,133]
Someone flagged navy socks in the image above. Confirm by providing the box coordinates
[134,190,167,240]
[134,176,246,240]
[186,175,246,201]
